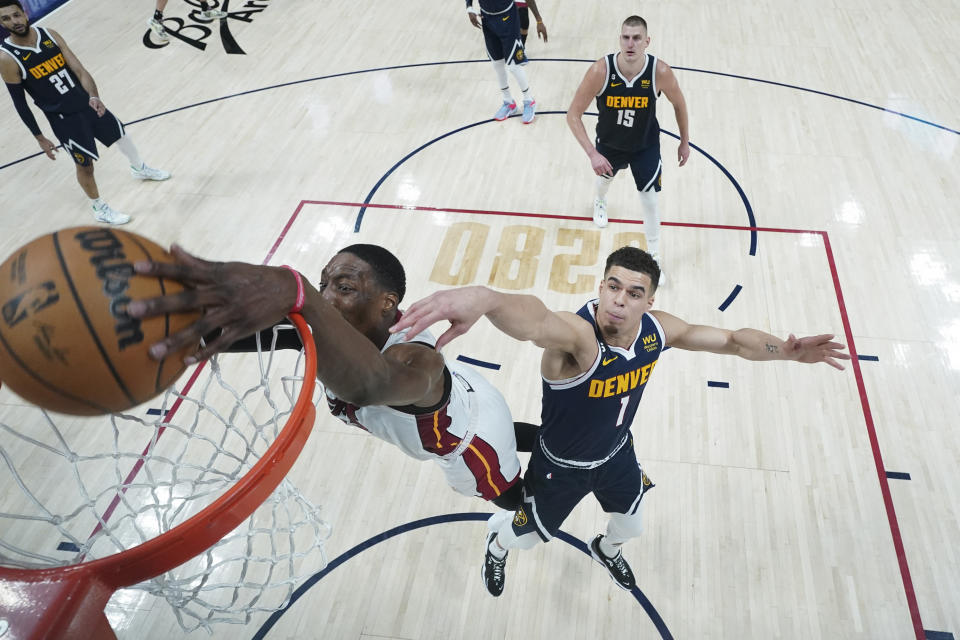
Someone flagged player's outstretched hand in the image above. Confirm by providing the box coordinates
[127,245,298,363]
[390,286,492,350]
[784,333,850,370]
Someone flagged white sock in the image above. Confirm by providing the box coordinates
[639,190,661,256]
[487,534,508,559]
[491,60,512,102]
[596,174,613,200]
[507,64,532,102]
[598,536,621,558]
[114,135,144,170]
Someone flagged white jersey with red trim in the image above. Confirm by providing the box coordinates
[325,327,482,462]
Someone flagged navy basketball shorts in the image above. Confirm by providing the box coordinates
[481,5,527,65]
[511,436,655,541]
[596,140,663,192]
[47,107,125,166]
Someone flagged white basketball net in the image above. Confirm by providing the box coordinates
[0,325,331,632]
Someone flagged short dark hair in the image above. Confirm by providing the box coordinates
[0,0,25,11]
[604,246,660,292]
[338,244,406,303]
[622,15,648,31]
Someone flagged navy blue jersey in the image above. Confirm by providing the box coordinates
[539,300,664,466]
[595,53,659,152]
[1,27,88,114]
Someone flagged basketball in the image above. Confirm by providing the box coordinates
[0,227,200,416]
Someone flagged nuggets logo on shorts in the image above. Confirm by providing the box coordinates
[513,508,528,527]
[641,470,652,487]
[515,49,524,62]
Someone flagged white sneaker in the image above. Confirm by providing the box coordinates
[92,201,131,225]
[147,18,169,41]
[131,163,171,181]
[593,197,608,228]
[200,9,227,19]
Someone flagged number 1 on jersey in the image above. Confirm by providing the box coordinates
[616,109,635,127]
[616,396,629,427]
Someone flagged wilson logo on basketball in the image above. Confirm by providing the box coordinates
[74,229,144,350]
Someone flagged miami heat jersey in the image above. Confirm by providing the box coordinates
[539,300,664,466]
[0,26,88,114]
[595,52,659,151]
[326,327,488,462]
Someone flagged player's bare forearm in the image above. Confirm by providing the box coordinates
[299,288,433,406]
[526,0,543,22]
[566,112,595,155]
[729,328,789,361]
[673,95,689,144]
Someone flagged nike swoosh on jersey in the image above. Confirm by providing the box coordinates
[502,15,509,21]
[602,356,618,366]
[610,82,623,87]
[23,53,31,60]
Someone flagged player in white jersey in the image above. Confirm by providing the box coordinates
[129,243,528,509]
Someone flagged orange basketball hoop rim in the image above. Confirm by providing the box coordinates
[0,314,318,640]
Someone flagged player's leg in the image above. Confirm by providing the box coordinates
[95,111,172,181]
[591,441,655,590]
[592,142,629,228]
[481,445,588,596]
[51,111,130,224]
[628,144,665,280]
[492,6,535,123]
[481,18,520,121]
[518,5,530,46]
[149,0,169,42]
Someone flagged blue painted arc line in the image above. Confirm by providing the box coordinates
[456,354,502,370]
[707,381,730,388]
[251,512,673,640]
[3,58,955,173]
[885,471,911,481]
[718,284,743,311]
[857,354,880,361]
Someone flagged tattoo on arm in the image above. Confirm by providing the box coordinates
[765,343,779,353]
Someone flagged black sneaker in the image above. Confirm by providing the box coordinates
[481,531,507,596]
[589,534,635,590]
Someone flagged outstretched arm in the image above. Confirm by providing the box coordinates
[652,310,850,370]
[128,246,446,407]
[391,285,596,362]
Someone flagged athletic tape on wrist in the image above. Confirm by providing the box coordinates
[281,265,305,314]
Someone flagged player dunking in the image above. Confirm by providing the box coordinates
[128,244,534,511]
[567,16,690,282]
[1,0,170,224]
[466,0,545,124]
[391,246,849,596]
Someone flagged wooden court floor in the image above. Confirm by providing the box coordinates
[1,1,958,639]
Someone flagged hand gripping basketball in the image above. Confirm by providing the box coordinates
[128,245,302,363]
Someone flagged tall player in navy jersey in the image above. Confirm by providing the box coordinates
[0,0,170,225]
[466,0,546,124]
[392,247,850,596]
[567,16,690,283]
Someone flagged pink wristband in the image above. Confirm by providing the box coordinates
[281,265,305,314]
